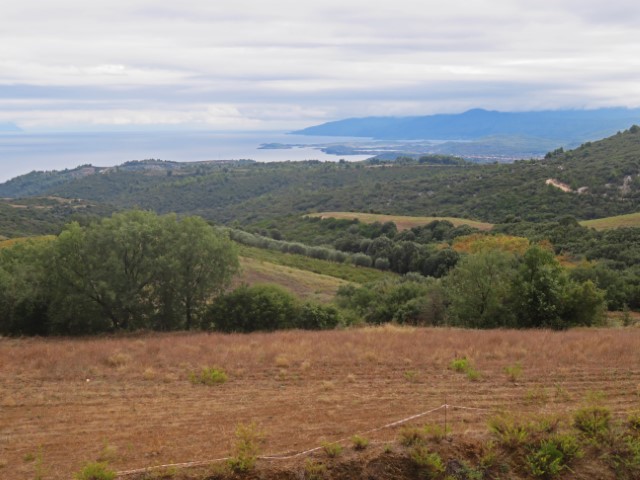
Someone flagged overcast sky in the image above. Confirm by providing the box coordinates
[2,0,640,131]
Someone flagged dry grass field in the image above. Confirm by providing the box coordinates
[309,212,494,231]
[1,327,639,479]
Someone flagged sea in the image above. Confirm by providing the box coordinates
[0,130,372,183]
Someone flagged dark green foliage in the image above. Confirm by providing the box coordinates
[2,127,640,229]
[0,211,239,335]
[297,302,341,330]
[206,284,341,333]
[207,284,298,332]
[445,250,517,328]
[0,197,114,238]
[337,246,606,329]
[336,275,446,326]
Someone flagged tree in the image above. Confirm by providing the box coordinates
[0,238,53,335]
[49,211,238,333]
[157,215,238,330]
[511,246,566,328]
[446,250,516,328]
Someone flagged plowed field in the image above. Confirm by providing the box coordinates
[1,327,639,479]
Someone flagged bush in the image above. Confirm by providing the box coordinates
[351,253,373,268]
[351,435,369,450]
[189,367,227,385]
[297,303,341,330]
[504,362,523,382]
[409,446,445,478]
[74,462,116,480]
[573,406,611,438]
[450,356,481,380]
[399,426,426,447]
[527,440,565,477]
[374,257,390,270]
[207,284,298,332]
[322,441,342,458]
[208,284,340,333]
[227,423,265,473]
[488,416,531,450]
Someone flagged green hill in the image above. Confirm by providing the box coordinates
[0,126,639,228]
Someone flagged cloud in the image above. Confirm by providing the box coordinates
[1,1,640,130]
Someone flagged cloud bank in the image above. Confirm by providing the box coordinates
[1,0,640,130]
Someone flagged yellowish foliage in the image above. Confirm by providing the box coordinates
[452,234,530,255]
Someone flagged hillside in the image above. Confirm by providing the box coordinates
[0,197,113,238]
[293,107,640,142]
[0,127,639,229]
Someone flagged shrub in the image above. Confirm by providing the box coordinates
[527,440,565,477]
[628,412,640,433]
[374,257,390,270]
[351,435,369,450]
[308,246,331,261]
[74,462,116,480]
[504,362,523,382]
[573,406,611,438]
[303,459,327,480]
[449,357,470,373]
[351,253,373,268]
[322,441,343,458]
[297,303,341,330]
[409,446,445,478]
[227,423,265,473]
[488,416,530,450]
[189,367,227,385]
[399,426,425,447]
[208,284,298,332]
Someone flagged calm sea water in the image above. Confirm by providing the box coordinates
[0,131,372,182]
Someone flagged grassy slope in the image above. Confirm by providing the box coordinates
[237,244,393,284]
[237,256,349,304]
[309,211,494,231]
[581,211,640,230]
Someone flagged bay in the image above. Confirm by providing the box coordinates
[0,130,372,183]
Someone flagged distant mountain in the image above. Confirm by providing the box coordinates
[293,108,640,142]
[0,122,21,132]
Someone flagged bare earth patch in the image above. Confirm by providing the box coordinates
[1,327,639,479]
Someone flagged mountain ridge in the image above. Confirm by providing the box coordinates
[293,107,640,142]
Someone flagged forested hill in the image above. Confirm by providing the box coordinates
[0,127,639,226]
[293,108,640,141]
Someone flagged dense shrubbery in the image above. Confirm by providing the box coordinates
[206,284,341,333]
[337,274,447,326]
[338,245,606,330]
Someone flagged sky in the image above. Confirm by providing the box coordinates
[2,0,640,132]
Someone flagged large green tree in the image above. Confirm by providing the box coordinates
[48,211,238,333]
[445,250,517,328]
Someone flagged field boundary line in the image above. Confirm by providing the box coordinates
[115,402,491,477]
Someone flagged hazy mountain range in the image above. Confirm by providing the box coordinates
[293,108,640,142]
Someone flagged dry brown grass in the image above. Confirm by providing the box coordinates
[1,327,639,479]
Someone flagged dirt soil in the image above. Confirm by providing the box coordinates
[1,327,639,479]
